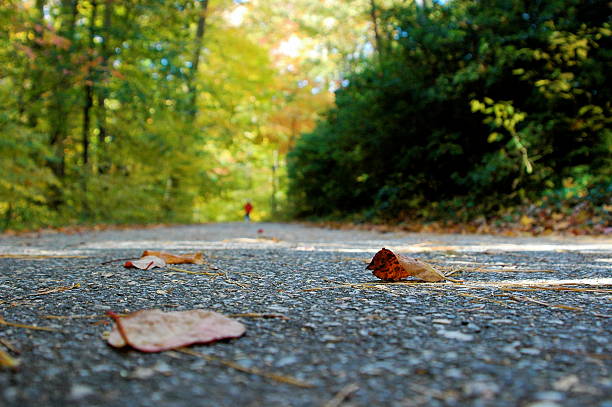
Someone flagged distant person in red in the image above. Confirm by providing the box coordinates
[244,202,253,222]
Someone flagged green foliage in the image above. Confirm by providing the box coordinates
[288,0,611,221]
[0,0,300,230]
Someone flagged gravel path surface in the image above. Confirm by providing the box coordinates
[1,222,610,407]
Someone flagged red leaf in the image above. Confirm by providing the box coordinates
[366,248,446,282]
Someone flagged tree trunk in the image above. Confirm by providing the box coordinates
[369,0,383,60]
[48,0,79,180]
[97,0,113,174]
[82,0,98,167]
[20,0,47,128]
[187,0,209,117]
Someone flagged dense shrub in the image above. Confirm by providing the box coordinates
[288,0,611,222]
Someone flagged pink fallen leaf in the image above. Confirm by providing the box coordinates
[107,309,246,352]
[124,255,166,270]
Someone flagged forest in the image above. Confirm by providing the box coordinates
[288,0,611,232]
[1,0,610,232]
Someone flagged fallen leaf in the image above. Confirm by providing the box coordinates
[107,309,246,352]
[366,248,446,282]
[124,256,166,270]
[141,251,204,265]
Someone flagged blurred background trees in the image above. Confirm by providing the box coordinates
[288,0,611,230]
[1,0,610,231]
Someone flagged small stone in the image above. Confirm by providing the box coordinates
[463,381,499,398]
[275,355,298,367]
[520,348,541,356]
[553,375,579,391]
[69,384,94,400]
[438,329,473,341]
[360,362,390,375]
[3,387,17,402]
[267,305,289,313]
[534,391,565,401]
[592,335,608,344]
[129,366,157,380]
[466,323,481,332]
[432,318,452,325]
[445,368,463,379]
[489,319,514,324]
[526,402,561,407]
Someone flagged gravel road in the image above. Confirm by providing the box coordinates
[1,222,610,407]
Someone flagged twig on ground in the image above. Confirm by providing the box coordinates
[0,338,20,354]
[468,268,556,273]
[229,313,289,320]
[0,316,59,332]
[35,283,80,295]
[42,314,104,320]
[165,266,223,277]
[100,257,134,265]
[457,292,508,306]
[176,348,314,388]
[0,254,87,260]
[503,294,583,311]
[323,383,359,407]
[500,286,612,293]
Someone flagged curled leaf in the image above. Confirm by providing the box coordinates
[367,248,446,282]
[107,309,246,352]
[141,251,204,265]
[124,255,166,270]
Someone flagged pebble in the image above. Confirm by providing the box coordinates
[69,384,95,400]
[534,391,565,401]
[526,402,561,407]
[445,368,463,379]
[275,355,298,367]
[3,387,17,402]
[463,381,499,398]
[489,319,514,324]
[432,318,452,325]
[437,329,474,341]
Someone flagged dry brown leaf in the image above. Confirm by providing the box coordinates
[124,255,166,270]
[107,309,245,352]
[141,251,204,265]
[367,248,446,282]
